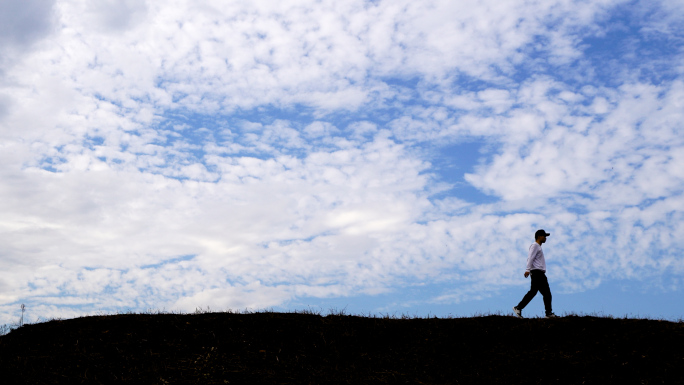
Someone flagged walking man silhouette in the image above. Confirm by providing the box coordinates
[513,229,558,318]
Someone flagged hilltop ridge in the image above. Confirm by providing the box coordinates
[0,312,682,384]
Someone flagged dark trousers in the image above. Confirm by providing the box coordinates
[517,270,553,315]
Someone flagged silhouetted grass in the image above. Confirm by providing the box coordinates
[0,308,682,384]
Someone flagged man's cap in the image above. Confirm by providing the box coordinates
[535,229,550,239]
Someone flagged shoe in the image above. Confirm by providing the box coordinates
[513,307,523,318]
[545,313,558,318]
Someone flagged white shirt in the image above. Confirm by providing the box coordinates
[526,242,546,272]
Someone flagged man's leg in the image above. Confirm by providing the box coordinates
[537,272,553,315]
[516,274,540,310]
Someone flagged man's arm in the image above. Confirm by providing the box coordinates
[524,243,539,278]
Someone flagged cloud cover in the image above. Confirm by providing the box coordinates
[0,0,683,322]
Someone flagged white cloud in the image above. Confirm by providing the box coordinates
[3,0,630,122]
[464,79,684,203]
[0,130,439,318]
[84,0,148,32]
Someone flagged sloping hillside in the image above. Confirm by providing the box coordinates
[0,312,682,384]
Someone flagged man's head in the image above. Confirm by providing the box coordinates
[535,229,550,243]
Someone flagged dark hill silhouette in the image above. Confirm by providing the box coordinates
[0,311,682,384]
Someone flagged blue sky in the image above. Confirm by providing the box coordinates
[0,0,683,325]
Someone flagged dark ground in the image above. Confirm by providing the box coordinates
[0,312,682,384]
